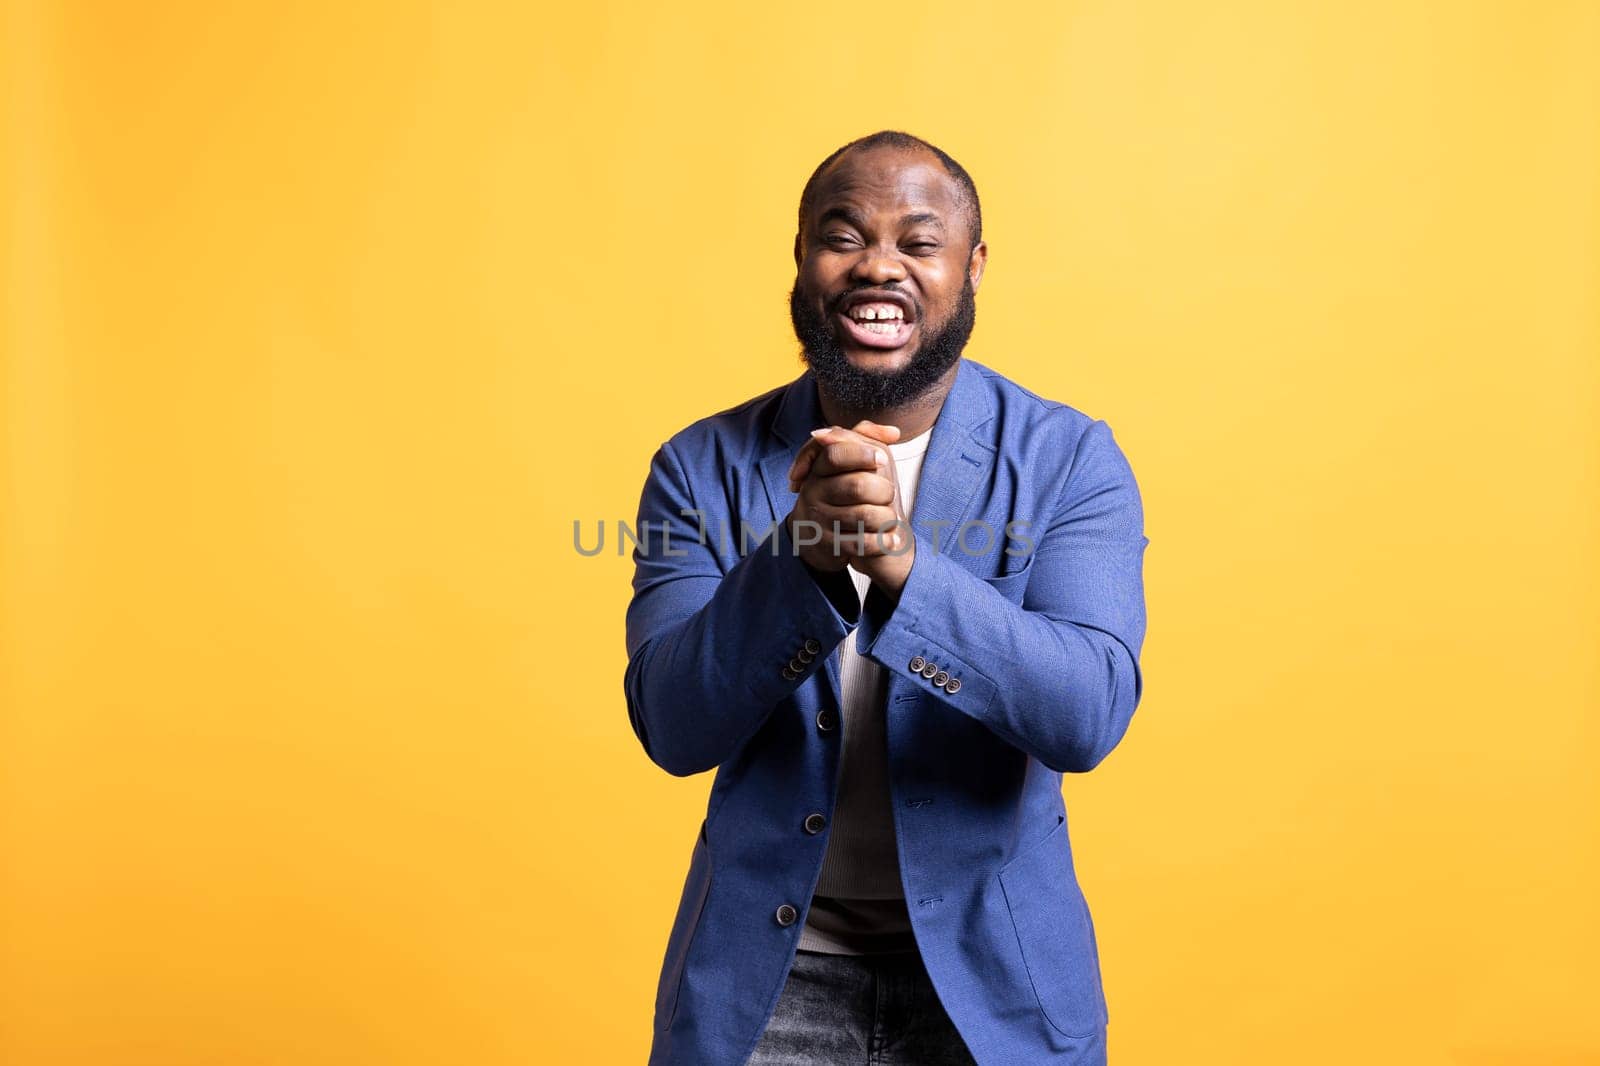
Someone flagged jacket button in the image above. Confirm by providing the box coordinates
[803,638,820,655]
[788,657,806,672]
[796,648,815,664]
[933,670,950,686]
[782,665,798,680]
[775,903,798,927]
[908,655,926,673]
[815,707,838,733]
[921,662,939,679]
[803,813,827,835]
[944,677,962,694]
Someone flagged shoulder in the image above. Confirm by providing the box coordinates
[965,357,1108,459]
[965,358,1142,520]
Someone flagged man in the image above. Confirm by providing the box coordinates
[623,130,1148,1065]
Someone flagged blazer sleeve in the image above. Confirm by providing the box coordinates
[853,418,1149,773]
[622,440,862,777]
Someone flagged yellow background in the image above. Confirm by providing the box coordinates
[4,2,1597,1063]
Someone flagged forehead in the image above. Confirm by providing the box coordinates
[808,146,962,222]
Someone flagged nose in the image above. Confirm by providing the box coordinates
[849,242,908,285]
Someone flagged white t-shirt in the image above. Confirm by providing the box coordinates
[797,427,933,955]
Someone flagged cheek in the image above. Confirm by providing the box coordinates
[801,255,844,282]
[798,270,835,306]
[917,264,963,316]
[921,286,961,323]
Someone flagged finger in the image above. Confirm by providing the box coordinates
[805,502,902,539]
[814,469,897,508]
[843,525,910,557]
[787,427,855,489]
[787,438,824,490]
[850,419,902,445]
[830,521,911,558]
[791,424,904,491]
[860,515,912,552]
[811,440,889,480]
[820,423,897,452]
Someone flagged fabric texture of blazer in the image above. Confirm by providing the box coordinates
[623,356,1149,1065]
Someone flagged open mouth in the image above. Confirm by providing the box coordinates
[835,295,916,350]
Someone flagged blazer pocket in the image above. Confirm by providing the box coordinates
[654,820,713,1032]
[998,814,1107,1038]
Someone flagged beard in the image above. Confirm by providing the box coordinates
[789,275,976,412]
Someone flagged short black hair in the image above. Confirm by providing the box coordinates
[796,130,983,255]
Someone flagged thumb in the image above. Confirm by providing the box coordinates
[850,419,902,444]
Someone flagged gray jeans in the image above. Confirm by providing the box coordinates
[746,948,980,1065]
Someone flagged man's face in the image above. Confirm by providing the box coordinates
[789,145,987,411]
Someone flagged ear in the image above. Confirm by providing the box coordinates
[968,240,988,292]
[793,232,803,269]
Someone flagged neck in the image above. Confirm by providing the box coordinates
[816,361,959,441]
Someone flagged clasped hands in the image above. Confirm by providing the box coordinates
[784,420,915,598]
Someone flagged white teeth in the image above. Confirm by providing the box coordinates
[848,302,905,322]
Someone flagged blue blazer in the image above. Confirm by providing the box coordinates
[623,357,1148,1065]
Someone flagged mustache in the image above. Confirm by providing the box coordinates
[827,286,921,318]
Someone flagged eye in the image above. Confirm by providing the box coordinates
[905,241,940,254]
[823,233,858,248]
